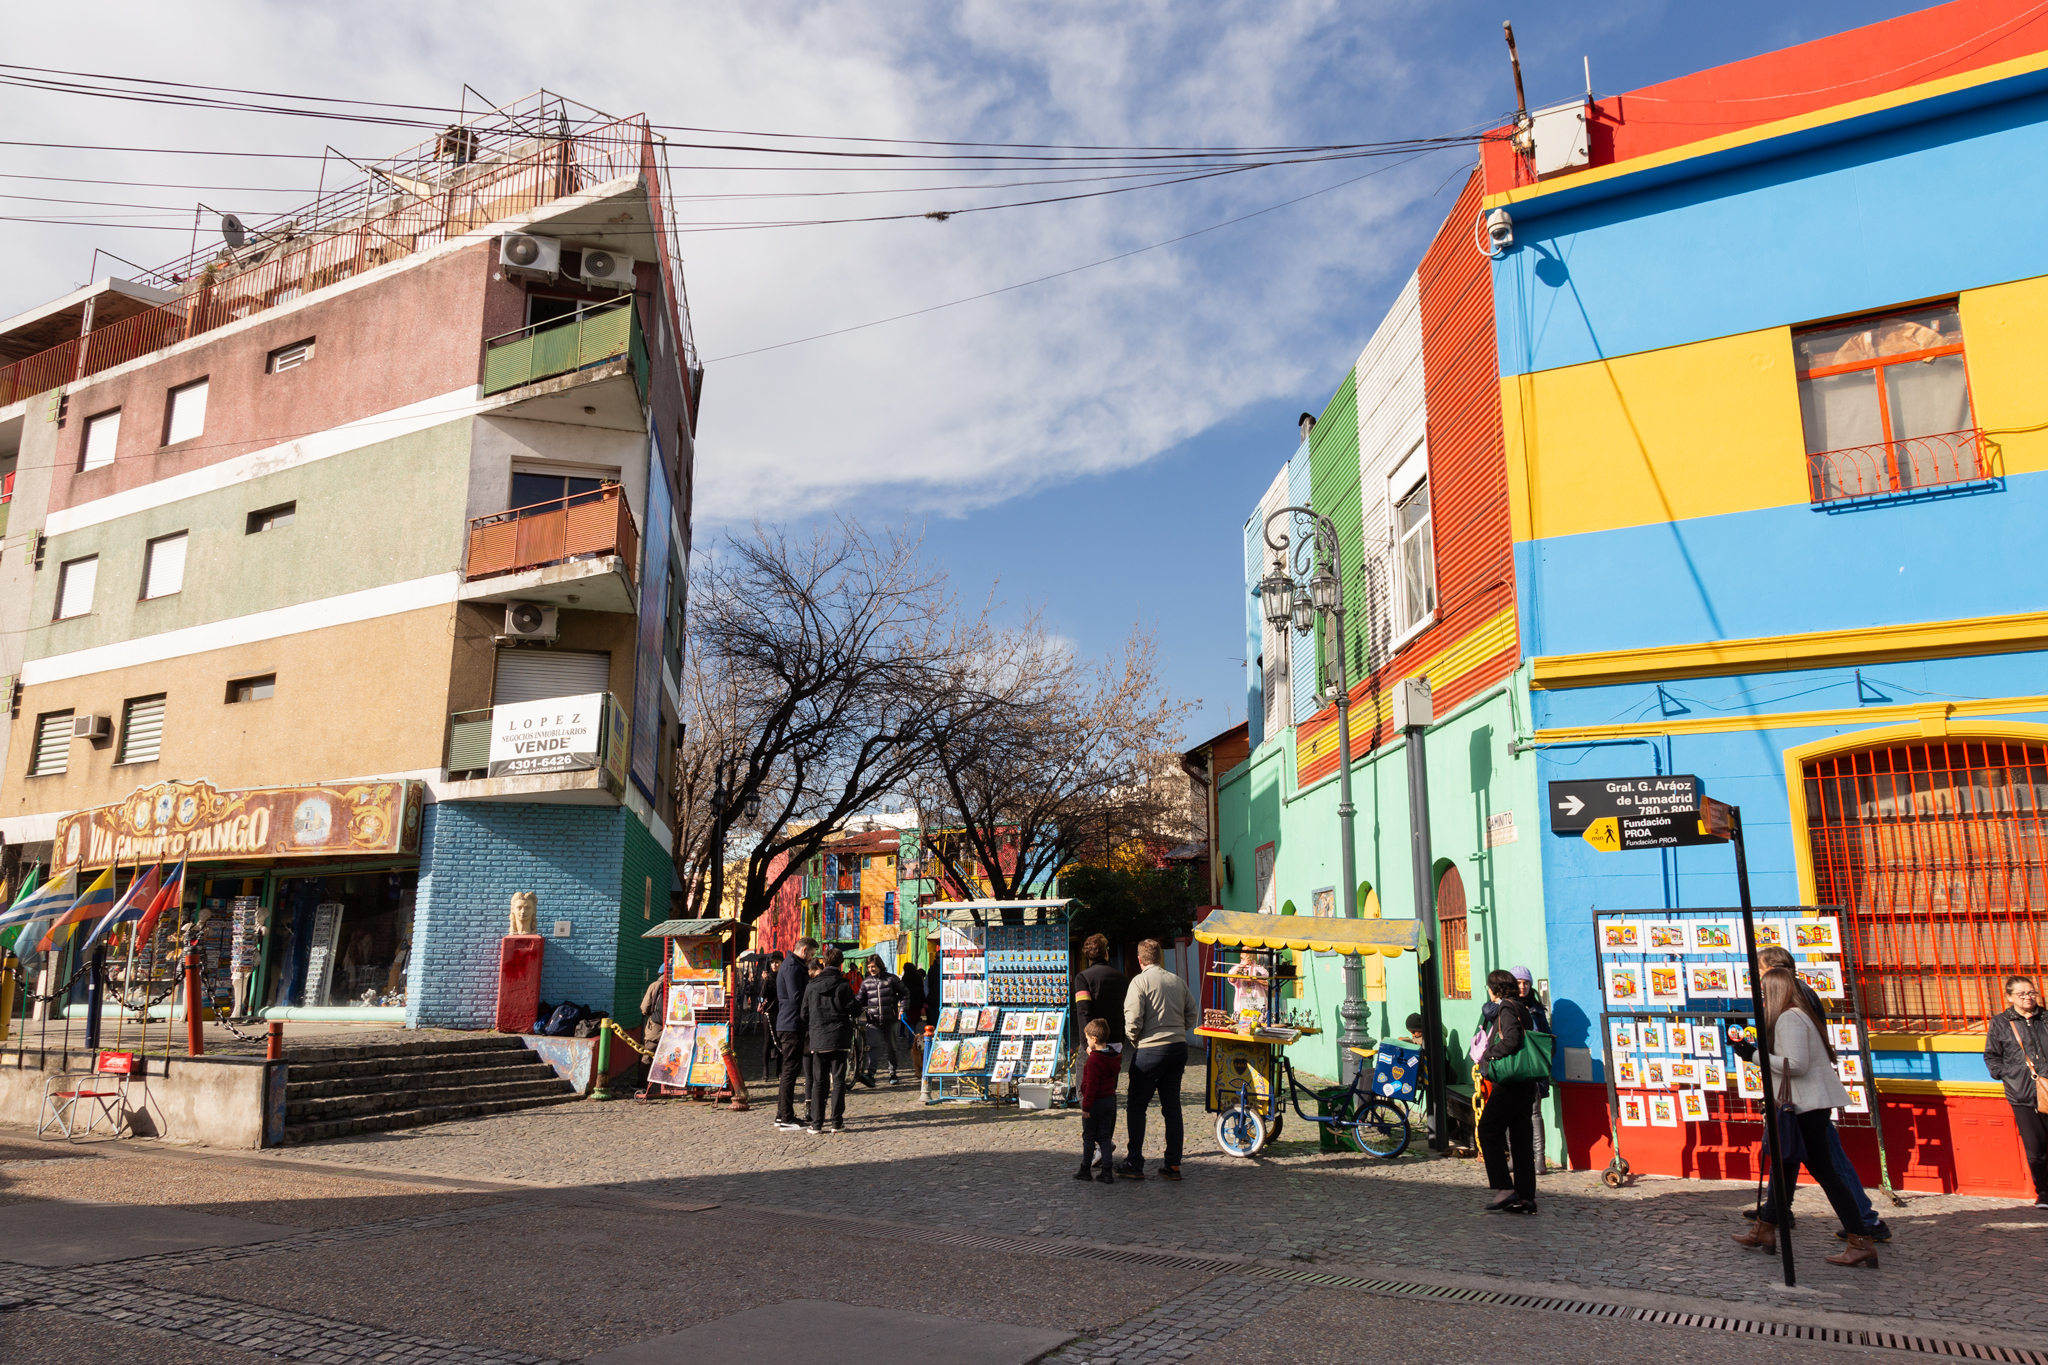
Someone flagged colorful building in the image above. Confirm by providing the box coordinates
[1208,0,2048,1193]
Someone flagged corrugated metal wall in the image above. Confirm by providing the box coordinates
[1354,271,1427,689]
[1307,369,1361,708]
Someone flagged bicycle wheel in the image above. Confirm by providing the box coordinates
[1215,1106,1266,1158]
[1347,1096,1411,1158]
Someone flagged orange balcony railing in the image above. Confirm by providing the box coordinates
[1807,428,2000,506]
[464,484,638,584]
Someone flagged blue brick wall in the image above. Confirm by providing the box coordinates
[408,802,628,1029]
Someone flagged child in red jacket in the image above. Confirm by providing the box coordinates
[1075,1018,1120,1184]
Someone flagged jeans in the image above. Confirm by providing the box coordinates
[1125,1042,1187,1172]
[1478,1079,1537,1201]
[2012,1102,2048,1203]
[871,1006,900,1076]
[805,1049,848,1128]
[1531,1092,1548,1172]
[1762,1110,1867,1233]
[1082,1097,1116,1170]
[1823,1122,1880,1229]
[775,1031,805,1123]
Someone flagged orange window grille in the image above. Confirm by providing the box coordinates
[1795,302,1984,503]
[1804,740,2048,1032]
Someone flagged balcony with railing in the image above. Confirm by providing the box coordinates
[444,692,626,801]
[1806,428,2002,509]
[461,484,639,611]
[482,298,647,400]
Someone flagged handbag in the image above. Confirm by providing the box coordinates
[1773,1056,1805,1164]
[2010,1021,2048,1112]
[1483,1017,1555,1084]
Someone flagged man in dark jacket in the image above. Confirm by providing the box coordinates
[800,945,858,1133]
[899,960,926,1033]
[772,938,817,1132]
[1986,975,2048,1208]
[858,960,904,1084]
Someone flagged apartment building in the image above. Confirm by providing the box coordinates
[0,93,696,1031]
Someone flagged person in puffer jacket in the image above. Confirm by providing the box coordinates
[857,959,904,1083]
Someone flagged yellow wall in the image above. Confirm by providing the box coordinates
[1958,275,2048,478]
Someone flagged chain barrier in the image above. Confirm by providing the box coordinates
[603,1018,655,1058]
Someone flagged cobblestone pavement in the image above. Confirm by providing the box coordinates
[240,1080,2048,1341]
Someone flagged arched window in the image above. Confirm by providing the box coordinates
[1436,862,1470,1000]
[1805,739,2048,1030]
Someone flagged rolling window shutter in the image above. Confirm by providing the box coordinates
[56,556,97,619]
[166,380,208,445]
[32,712,72,775]
[491,649,611,705]
[119,695,166,764]
[143,533,188,599]
[82,411,121,471]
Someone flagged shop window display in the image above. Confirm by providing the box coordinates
[270,870,415,1008]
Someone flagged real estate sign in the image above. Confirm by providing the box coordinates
[489,693,605,778]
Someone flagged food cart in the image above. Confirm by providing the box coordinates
[1194,910,1421,1158]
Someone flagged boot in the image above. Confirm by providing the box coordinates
[1731,1219,1777,1251]
[1825,1233,1879,1269]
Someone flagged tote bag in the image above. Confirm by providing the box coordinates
[1484,1029,1555,1084]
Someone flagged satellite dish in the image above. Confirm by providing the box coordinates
[220,213,247,249]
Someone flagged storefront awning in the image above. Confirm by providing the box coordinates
[1194,910,1419,958]
[643,917,745,939]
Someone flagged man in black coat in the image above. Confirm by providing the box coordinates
[858,960,905,1084]
[1986,975,2048,1208]
[800,945,858,1133]
[772,938,817,1132]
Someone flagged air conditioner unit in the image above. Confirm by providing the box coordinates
[499,233,561,277]
[73,713,112,741]
[579,248,636,291]
[502,602,559,641]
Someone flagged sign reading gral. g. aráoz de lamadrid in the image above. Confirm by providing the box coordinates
[488,693,605,778]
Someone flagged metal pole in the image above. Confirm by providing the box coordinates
[84,946,106,1051]
[1731,808,1794,1287]
[1325,524,1370,1084]
[184,956,205,1057]
[1406,711,1446,1151]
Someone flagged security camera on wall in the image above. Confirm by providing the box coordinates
[1485,209,1514,253]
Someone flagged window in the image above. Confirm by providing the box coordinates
[268,339,315,373]
[164,378,209,446]
[525,295,584,328]
[30,711,72,776]
[142,532,188,599]
[1436,863,1470,1001]
[55,555,98,620]
[226,674,276,703]
[510,470,607,513]
[1796,303,1980,502]
[81,409,120,472]
[117,694,166,764]
[1395,476,1436,635]
[246,502,296,534]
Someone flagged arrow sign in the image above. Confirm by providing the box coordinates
[1582,808,1731,852]
[1548,775,1700,834]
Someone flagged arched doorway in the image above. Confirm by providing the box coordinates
[1803,737,2048,1030]
[1436,862,1470,1001]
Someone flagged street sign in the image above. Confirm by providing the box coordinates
[1548,775,1701,834]
[1581,808,1731,852]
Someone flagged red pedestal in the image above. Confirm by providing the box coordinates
[495,935,545,1033]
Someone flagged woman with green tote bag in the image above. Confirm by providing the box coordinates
[1477,968,1552,1213]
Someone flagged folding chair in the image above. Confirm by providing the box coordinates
[37,1051,136,1140]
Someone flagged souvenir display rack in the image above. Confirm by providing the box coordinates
[1592,905,1897,1200]
[921,899,1071,1105]
[642,918,743,1098]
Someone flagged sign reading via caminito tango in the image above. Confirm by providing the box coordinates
[488,693,605,778]
[56,779,423,870]
[1548,775,1700,834]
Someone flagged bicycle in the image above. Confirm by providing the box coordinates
[1214,1045,1411,1160]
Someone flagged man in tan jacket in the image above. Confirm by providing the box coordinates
[1119,938,1197,1181]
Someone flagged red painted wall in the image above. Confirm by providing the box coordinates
[1483,0,2048,193]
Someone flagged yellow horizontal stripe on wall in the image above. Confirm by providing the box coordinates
[1532,609,2048,689]
[1503,328,1810,543]
[1531,695,2048,745]
[1297,607,1518,774]
[1483,46,2048,212]
[1873,1078,2005,1098]
[1869,1034,1994,1054]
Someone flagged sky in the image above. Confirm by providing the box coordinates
[1,0,1935,748]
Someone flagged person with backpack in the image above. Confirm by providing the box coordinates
[1476,968,1539,1214]
[799,945,859,1133]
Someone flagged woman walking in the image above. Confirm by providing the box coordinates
[1732,967,1880,1268]
[1476,968,1539,1214]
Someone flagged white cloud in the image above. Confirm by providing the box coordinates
[3,1,1498,522]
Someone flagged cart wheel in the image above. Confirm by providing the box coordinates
[1347,1097,1411,1159]
[1601,1156,1631,1189]
[1216,1106,1266,1158]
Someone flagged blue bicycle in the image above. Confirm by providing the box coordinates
[1215,1045,1410,1159]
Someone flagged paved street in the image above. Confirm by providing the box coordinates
[5,1079,2046,1364]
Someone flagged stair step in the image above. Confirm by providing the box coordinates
[280,1091,582,1144]
[287,1062,563,1101]
[286,1077,576,1123]
[287,1048,550,1084]
[283,1036,532,1067]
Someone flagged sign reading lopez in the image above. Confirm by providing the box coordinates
[488,693,605,778]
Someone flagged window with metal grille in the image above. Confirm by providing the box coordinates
[1436,863,1470,1000]
[142,532,187,599]
[268,339,315,373]
[29,710,72,776]
[1804,740,2048,1032]
[117,694,165,764]
[55,555,97,620]
[80,409,120,472]
[1796,303,1982,503]
[164,378,208,446]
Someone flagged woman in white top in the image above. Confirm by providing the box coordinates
[1731,968,1879,1268]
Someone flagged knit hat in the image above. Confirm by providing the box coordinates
[1509,965,1533,982]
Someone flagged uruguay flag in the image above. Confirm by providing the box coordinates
[3,868,77,970]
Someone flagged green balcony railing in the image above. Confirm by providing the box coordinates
[482,298,648,400]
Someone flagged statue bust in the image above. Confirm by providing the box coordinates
[509,892,538,937]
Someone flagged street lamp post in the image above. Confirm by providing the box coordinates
[1260,507,1372,1080]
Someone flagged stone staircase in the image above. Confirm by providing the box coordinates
[281,1035,579,1144]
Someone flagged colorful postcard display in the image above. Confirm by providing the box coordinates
[1837,1054,1864,1083]
[1645,922,1688,953]
[1602,922,1642,953]
[1615,1058,1642,1087]
[1702,1060,1727,1090]
[1791,916,1841,954]
[1605,965,1643,1007]
[1025,1058,1056,1080]
[1647,964,1685,1005]
[1688,919,1741,954]
[1737,1059,1764,1099]
[1751,919,1787,951]
[958,1037,990,1072]
[1638,1020,1667,1052]
[1669,1021,1694,1053]
[1609,1019,1637,1053]
[1649,1094,1679,1127]
[1694,1027,1723,1059]
[1795,961,1845,999]
[975,1007,1000,1032]
[1841,1083,1870,1114]
[997,1038,1024,1061]
[936,1007,959,1033]
[664,986,696,1028]
[991,1060,1017,1083]
[1828,1022,1860,1051]
[1619,1093,1648,1126]
[1665,1059,1700,1087]
[1678,1090,1710,1122]
[1687,962,1737,999]
[1642,1059,1669,1087]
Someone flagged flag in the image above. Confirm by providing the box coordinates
[37,865,115,955]
[134,861,187,946]
[0,866,58,928]
[0,867,39,953]
[5,868,77,971]
[79,863,160,956]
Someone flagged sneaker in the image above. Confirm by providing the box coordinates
[1159,1167,1182,1182]
[805,1126,824,1135]
[829,1124,846,1133]
[1117,1163,1145,1180]
[1074,1163,1095,1180]
[774,1120,803,1132]
[1095,1171,1116,1185]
